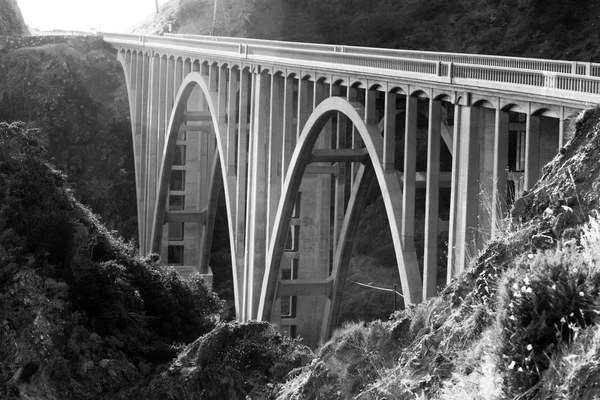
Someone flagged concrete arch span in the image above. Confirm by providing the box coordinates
[150,71,242,315]
[258,96,423,341]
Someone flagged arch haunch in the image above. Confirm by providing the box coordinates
[258,96,423,327]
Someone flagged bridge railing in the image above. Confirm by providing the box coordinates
[166,33,600,77]
[246,45,439,75]
[103,33,600,102]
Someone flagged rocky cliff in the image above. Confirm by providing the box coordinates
[0,0,30,36]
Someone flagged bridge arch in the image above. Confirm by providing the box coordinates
[258,96,423,340]
[149,71,241,314]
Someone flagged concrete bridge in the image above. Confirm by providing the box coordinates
[103,32,600,347]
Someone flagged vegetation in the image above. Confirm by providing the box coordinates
[0,41,137,240]
[142,321,312,399]
[0,122,226,398]
[136,0,600,62]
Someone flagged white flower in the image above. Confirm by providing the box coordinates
[527,344,533,351]
[560,317,567,323]
[551,284,556,290]
[573,268,578,273]
[521,286,528,292]
[513,283,519,290]
[579,291,585,297]
[528,254,534,259]
[518,367,523,372]
[526,287,533,293]
[524,277,530,285]
[508,360,516,369]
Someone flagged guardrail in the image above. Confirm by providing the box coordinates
[166,33,600,77]
[102,33,600,103]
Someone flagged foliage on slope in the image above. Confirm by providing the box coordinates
[0,39,137,239]
[142,321,312,399]
[276,107,600,399]
[0,0,29,36]
[136,0,600,62]
[0,122,226,399]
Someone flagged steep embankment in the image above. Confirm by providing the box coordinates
[276,107,600,399]
[0,36,137,239]
[0,122,227,399]
[0,0,29,36]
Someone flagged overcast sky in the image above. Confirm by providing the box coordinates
[18,0,164,32]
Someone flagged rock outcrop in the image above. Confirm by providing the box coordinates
[0,0,30,36]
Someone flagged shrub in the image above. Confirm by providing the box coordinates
[494,246,600,396]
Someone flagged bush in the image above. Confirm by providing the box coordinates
[494,245,600,396]
[144,321,313,399]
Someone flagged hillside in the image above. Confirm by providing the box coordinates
[274,107,600,399]
[0,0,29,36]
[0,122,225,398]
[134,0,600,62]
[0,37,137,239]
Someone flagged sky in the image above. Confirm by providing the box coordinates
[18,0,165,33]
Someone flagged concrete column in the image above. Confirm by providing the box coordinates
[453,106,480,276]
[383,91,397,173]
[365,87,377,125]
[139,53,151,253]
[477,107,496,247]
[183,58,191,77]
[297,78,311,138]
[157,57,168,176]
[267,74,284,235]
[348,86,362,185]
[524,112,541,190]
[209,63,219,92]
[235,68,250,320]
[165,57,175,134]
[226,68,239,176]
[146,55,161,253]
[245,72,271,320]
[447,103,462,283]
[217,65,228,125]
[558,106,566,149]
[539,115,560,170]
[333,84,347,251]
[281,76,295,183]
[423,99,441,300]
[491,109,509,238]
[174,58,183,98]
[402,95,417,251]
[131,52,144,249]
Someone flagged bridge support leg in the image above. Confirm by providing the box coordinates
[236,69,250,321]
[451,105,480,277]
[477,107,496,247]
[423,99,442,300]
[245,71,271,320]
[524,112,541,191]
[492,109,509,238]
[402,95,417,252]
